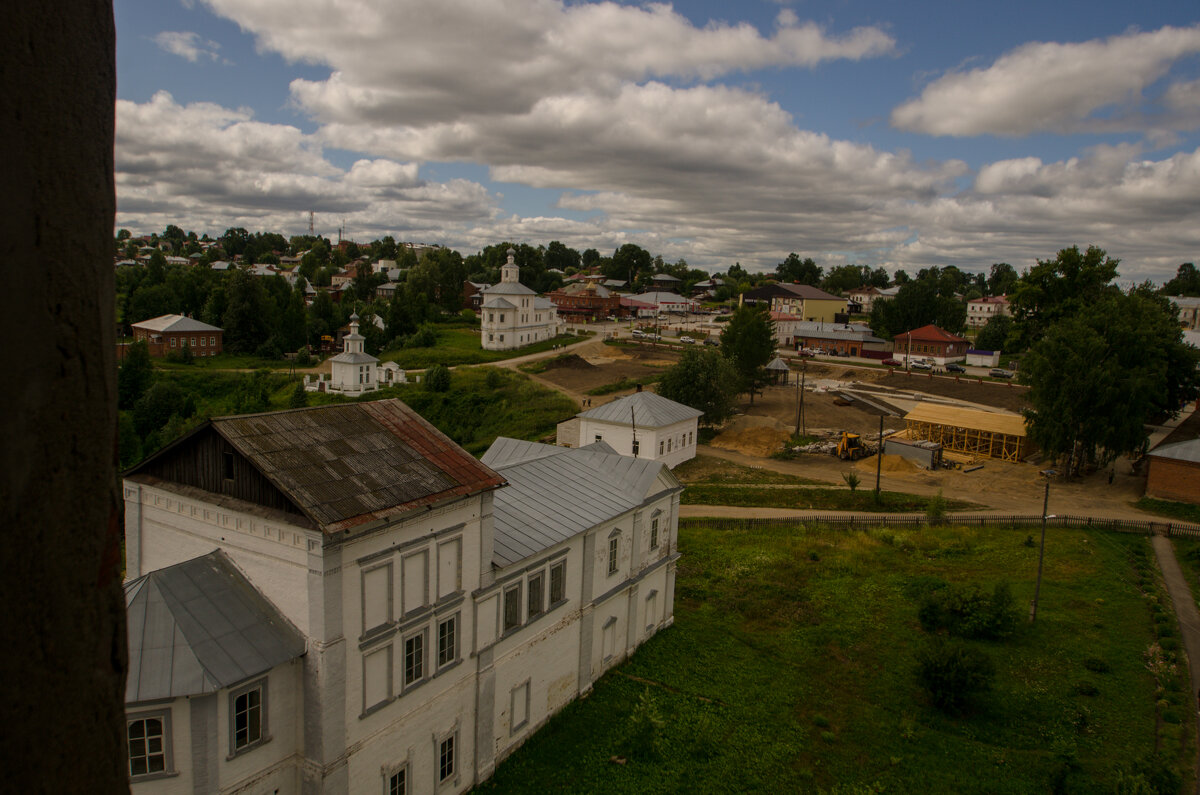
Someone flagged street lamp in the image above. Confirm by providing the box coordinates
[1029,469,1057,623]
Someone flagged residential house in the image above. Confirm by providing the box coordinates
[123,400,681,792]
[628,291,700,316]
[479,249,558,350]
[1169,296,1200,330]
[130,314,223,357]
[892,324,969,364]
[741,283,846,323]
[966,295,1010,329]
[1146,438,1200,506]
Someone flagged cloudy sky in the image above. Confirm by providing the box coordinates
[116,0,1200,280]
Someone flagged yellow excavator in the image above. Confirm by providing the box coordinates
[835,431,870,461]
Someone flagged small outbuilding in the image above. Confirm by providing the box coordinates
[562,389,703,468]
[1146,438,1200,505]
[903,402,1028,462]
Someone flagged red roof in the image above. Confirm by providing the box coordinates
[895,324,967,344]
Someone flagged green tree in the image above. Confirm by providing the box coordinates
[656,349,739,427]
[118,339,154,410]
[775,253,822,286]
[117,411,142,468]
[719,305,776,404]
[607,243,652,283]
[1162,262,1200,296]
[975,314,1012,352]
[133,380,187,438]
[289,381,308,409]
[1020,289,1200,474]
[425,364,451,392]
[127,283,180,323]
[222,270,273,353]
[916,639,995,714]
[987,263,1018,296]
[821,264,869,294]
[1008,245,1119,351]
[870,277,966,339]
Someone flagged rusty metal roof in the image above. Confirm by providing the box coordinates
[213,400,505,533]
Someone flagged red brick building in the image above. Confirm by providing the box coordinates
[1146,439,1200,505]
[547,282,621,321]
[892,324,968,363]
[130,314,224,357]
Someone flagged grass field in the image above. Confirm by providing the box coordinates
[478,522,1193,793]
[680,484,976,513]
[1137,497,1200,526]
[674,457,826,486]
[379,327,590,369]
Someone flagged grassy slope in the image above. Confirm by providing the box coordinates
[680,484,976,512]
[379,327,588,369]
[478,523,1192,793]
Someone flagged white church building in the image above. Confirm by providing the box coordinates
[305,313,406,394]
[479,248,558,351]
[122,399,681,793]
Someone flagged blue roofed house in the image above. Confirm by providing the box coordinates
[123,399,681,792]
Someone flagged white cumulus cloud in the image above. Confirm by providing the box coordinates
[153,31,225,63]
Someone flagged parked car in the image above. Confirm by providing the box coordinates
[881,358,902,367]
[911,360,932,370]
[989,368,1014,378]
[631,329,646,338]
[680,336,695,344]
[703,337,719,347]
[945,363,965,373]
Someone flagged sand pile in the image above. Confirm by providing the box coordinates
[710,415,792,457]
[872,454,919,473]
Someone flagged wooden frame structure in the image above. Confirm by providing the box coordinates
[904,402,1028,462]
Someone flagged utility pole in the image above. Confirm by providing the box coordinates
[799,361,807,437]
[1030,470,1056,623]
[875,413,883,499]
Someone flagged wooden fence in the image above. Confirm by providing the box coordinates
[681,513,1200,538]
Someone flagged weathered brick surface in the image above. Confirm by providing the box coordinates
[1146,456,1200,505]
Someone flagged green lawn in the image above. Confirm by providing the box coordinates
[680,484,976,512]
[1137,497,1200,526]
[380,327,590,369]
[478,522,1192,793]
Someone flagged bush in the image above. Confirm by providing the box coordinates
[842,471,860,492]
[1114,754,1183,795]
[404,323,438,349]
[916,640,995,714]
[1083,657,1111,674]
[623,689,665,762]
[925,490,947,525]
[918,582,1019,640]
[296,348,312,367]
[255,337,283,360]
[425,364,451,392]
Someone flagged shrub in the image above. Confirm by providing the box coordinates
[404,323,438,349]
[485,368,505,390]
[425,364,451,392]
[918,582,1019,640]
[623,689,665,762]
[916,640,995,714]
[925,490,947,525]
[255,337,283,360]
[296,348,312,366]
[1083,657,1111,674]
[289,381,308,409]
[1114,754,1183,795]
[842,471,861,492]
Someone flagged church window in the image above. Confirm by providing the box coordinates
[127,711,171,777]
[230,679,266,755]
[503,583,522,632]
[404,631,424,686]
[608,533,619,576]
[549,561,566,604]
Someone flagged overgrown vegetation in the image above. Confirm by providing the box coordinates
[478,522,1193,793]
[672,456,822,486]
[586,374,663,396]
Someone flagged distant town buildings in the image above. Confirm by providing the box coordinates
[741,283,846,323]
[893,324,970,363]
[966,295,1010,329]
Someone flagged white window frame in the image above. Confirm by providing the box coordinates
[403,630,426,688]
[383,761,408,795]
[607,531,620,576]
[527,571,544,620]
[127,708,173,779]
[437,614,457,668]
[650,514,660,550]
[503,582,522,633]
[435,729,458,786]
[229,678,269,757]
[549,560,566,605]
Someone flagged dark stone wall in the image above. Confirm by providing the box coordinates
[0,1,127,791]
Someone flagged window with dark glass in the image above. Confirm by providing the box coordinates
[550,561,565,604]
[527,573,544,620]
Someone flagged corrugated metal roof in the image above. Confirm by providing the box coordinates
[329,351,378,364]
[482,281,536,296]
[482,296,516,309]
[125,550,305,703]
[212,400,505,533]
[487,440,677,567]
[577,391,703,428]
[1151,438,1200,464]
[767,357,791,371]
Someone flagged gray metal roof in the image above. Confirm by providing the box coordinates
[210,401,506,533]
[773,320,885,343]
[767,357,791,372]
[329,351,378,365]
[1151,437,1200,464]
[481,438,564,468]
[125,550,305,703]
[482,296,516,309]
[131,314,223,333]
[482,281,536,296]
[486,441,677,566]
[577,390,703,428]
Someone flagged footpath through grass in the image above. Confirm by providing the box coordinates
[478,522,1193,793]
[380,327,589,369]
